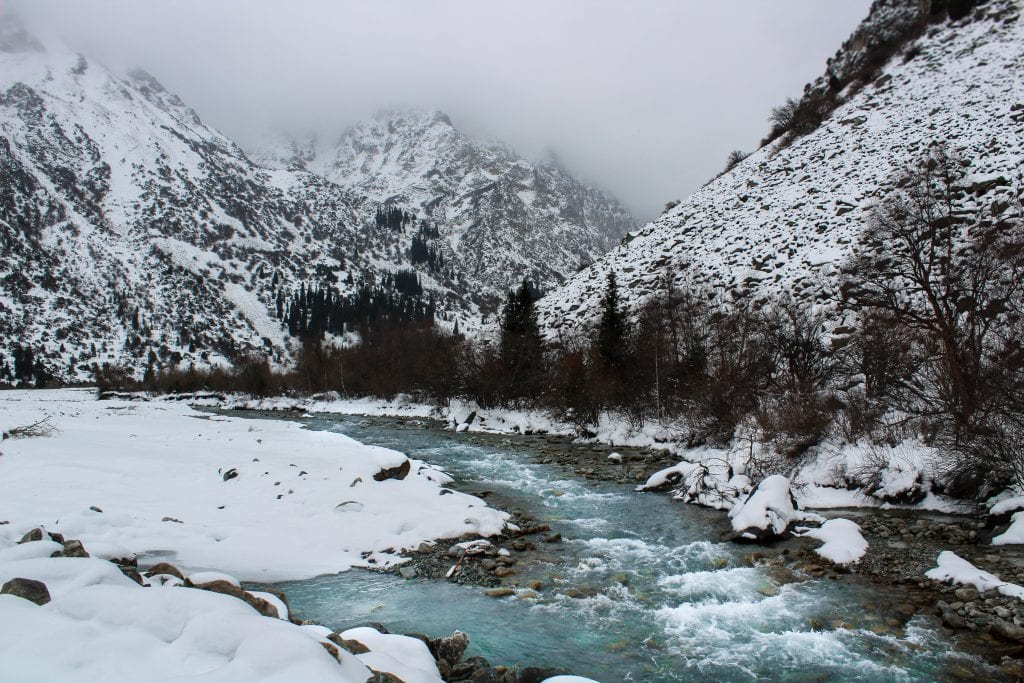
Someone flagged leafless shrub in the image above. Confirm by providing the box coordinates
[755,392,834,459]
[2,417,56,440]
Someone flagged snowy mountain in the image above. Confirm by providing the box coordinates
[0,17,634,383]
[538,0,1024,335]
[260,108,635,310]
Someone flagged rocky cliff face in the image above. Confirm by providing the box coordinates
[538,0,1023,336]
[0,18,634,383]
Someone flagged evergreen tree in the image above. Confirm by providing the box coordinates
[500,279,545,404]
[597,271,628,370]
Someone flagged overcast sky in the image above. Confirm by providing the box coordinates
[14,0,871,221]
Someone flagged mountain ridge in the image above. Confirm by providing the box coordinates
[0,18,634,384]
[538,0,1024,337]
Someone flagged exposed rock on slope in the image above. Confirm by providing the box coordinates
[539,0,1024,335]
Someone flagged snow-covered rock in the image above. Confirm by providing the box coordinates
[0,543,451,683]
[727,475,805,542]
[795,518,868,565]
[993,511,1024,545]
[339,626,444,683]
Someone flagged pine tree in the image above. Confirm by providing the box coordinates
[500,279,545,405]
[597,271,628,370]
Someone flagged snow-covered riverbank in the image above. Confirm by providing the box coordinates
[0,389,508,580]
[0,389,521,683]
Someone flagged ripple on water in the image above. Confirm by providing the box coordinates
[566,537,729,577]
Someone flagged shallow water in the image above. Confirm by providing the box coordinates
[268,414,1003,682]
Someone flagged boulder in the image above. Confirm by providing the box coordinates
[1,577,50,605]
[519,668,570,683]
[954,587,980,602]
[991,617,1024,642]
[222,468,239,482]
[327,633,370,654]
[18,528,43,544]
[449,657,491,681]
[241,592,281,618]
[430,630,469,665]
[727,475,802,543]
[144,562,184,580]
[188,578,279,618]
[319,640,340,661]
[59,539,89,558]
[373,459,411,482]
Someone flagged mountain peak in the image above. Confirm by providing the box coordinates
[370,106,454,127]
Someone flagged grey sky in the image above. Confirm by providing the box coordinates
[14,0,872,221]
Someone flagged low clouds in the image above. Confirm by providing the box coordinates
[14,0,871,220]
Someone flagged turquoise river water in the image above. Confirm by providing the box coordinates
[264,413,1005,682]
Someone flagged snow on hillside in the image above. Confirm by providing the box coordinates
[538,0,1024,334]
[0,15,635,383]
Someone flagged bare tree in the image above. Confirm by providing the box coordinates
[841,146,1024,437]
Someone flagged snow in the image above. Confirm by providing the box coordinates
[189,571,242,587]
[0,389,509,582]
[542,678,601,683]
[198,394,978,515]
[538,0,1024,342]
[990,495,1024,517]
[926,551,1024,601]
[728,476,804,537]
[795,518,868,565]
[993,511,1024,546]
[340,627,443,683]
[249,591,289,620]
[0,388,487,681]
[0,556,371,683]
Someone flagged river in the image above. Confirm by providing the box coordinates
[260,413,1003,682]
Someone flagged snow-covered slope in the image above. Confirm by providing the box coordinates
[0,17,634,382]
[538,0,1024,334]
[265,108,636,311]
[0,17,368,380]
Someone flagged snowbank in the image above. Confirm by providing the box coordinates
[339,627,443,683]
[926,551,1024,601]
[795,518,868,565]
[0,545,444,683]
[0,389,508,581]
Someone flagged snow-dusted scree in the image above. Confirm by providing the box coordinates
[539,0,1024,335]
